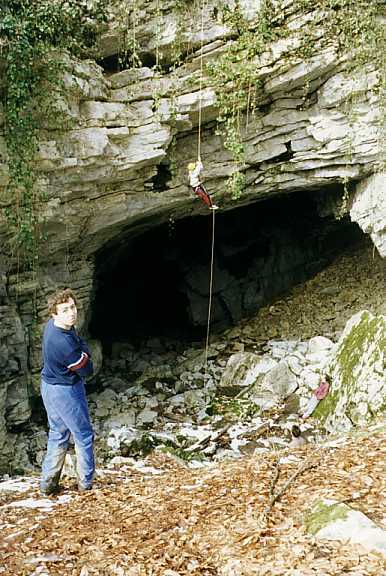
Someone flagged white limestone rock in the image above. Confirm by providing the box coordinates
[106,425,139,452]
[307,110,348,144]
[136,408,158,426]
[265,48,337,95]
[219,352,277,390]
[305,500,386,557]
[175,88,218,126]
[350,173,386,258]
[305,337,335,372]
[109,67,154,90]
[93,388,119,419]
[183,389,207,412]
[261,360,299,398]
[307,336,335,354]
[318,69,379,109]
[59,128,109,159]
[80,101,128,126]
[104,412,136,429]
[62,453,77,479]
[98,2,228,61]
[299,367,323,391]
[248,138,288,164]
[286,353,305,376]
[314,310,386,431]
[229,0,262,21]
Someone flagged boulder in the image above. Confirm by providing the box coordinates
[305,500,386,558]
[219,352,277,393]
[260,360,299,400]
[313,310,386,431]
[219,352,298,409]
[307,336,335,355]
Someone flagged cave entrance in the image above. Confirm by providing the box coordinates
[89,187,362,349]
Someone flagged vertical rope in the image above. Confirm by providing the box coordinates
[205,207,216,368]
[197,0,205,160]
[196,0,215,371]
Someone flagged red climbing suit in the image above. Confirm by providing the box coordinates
[193,184,214,208]
[188,159,218,210]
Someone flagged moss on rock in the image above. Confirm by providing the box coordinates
[304,501,349,535]
[314,310,385,432]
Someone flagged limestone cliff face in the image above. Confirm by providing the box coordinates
[0,0,385,467]
[349,174,386,257]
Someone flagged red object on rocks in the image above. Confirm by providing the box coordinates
[315,380,330,400]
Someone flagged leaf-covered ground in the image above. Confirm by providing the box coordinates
[1,425,385,575]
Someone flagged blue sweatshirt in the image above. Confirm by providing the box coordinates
[41,319,93,386]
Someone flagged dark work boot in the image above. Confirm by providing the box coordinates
[40,482,60,496]
[40,472,61,496]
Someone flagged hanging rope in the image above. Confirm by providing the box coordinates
[197,0,205,161]
[194,0,216,369]
[198,0,213,367]
[205,207,216,367]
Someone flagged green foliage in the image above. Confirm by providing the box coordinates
[117,0,142,69]
[228,170,246,201]
[1,0,107,268]
[210,395,261,422]
[206,0,279,200]
[159,445,205,462]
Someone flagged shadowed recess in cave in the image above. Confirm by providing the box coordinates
[97,52,157,73]
[89,188,362,346]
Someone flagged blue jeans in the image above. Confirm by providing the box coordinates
[40,380,95,492]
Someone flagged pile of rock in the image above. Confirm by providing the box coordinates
[13,303,384,476]
[18,335,326,470]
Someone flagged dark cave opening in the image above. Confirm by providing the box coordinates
[97,52,158,75]
[97,54,122,74]
[89,188,363,348]
[152,162,173,192]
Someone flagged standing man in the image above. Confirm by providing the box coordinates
[40,288,95,495]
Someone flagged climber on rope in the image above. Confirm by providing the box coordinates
[188,158,218,210]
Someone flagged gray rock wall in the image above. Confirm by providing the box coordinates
[0,273,30,469]
[350,174,386,258]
